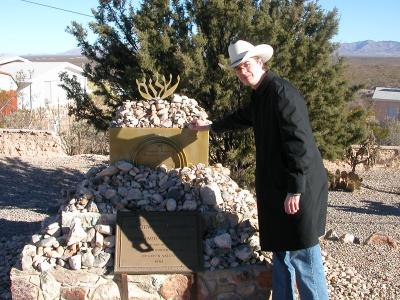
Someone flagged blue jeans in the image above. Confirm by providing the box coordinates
[272,244,329,300]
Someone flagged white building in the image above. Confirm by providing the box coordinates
[0,56,87,110]
[372,87,400,122]
[0,56,31,91]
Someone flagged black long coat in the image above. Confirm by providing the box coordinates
[211,71,328,251]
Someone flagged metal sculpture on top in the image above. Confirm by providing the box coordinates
[136,73,180,100]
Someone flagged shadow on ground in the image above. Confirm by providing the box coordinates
[329,199,400,217]
[0,157,90,238]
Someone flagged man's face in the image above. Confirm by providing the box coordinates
[234,57,265,89]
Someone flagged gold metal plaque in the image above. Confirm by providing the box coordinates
[109,128,209,169]
[115,211,203,274]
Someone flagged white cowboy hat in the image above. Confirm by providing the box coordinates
[228,40,274,68]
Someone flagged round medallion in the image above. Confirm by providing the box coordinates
[131,136,187,169]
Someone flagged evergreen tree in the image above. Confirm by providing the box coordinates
[61,0,368,187]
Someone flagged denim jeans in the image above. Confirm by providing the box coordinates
[272,243,329,300]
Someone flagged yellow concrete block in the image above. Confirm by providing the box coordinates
[109,128,209,169]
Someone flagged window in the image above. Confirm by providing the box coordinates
[386,106,399,120]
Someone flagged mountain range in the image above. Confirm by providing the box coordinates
[337,40,400,57]
[59,41,400,57]
[59,41,398,57]
[3,40,400,57]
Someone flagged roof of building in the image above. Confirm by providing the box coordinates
[0,56,31,66]
[0,56,83,83]
[372,87,400,101]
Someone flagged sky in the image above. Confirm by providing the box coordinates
[1,0,399,55]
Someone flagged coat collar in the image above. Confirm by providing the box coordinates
[253,70,277,97]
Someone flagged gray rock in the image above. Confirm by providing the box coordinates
[81,251,95,268]
[234,244,253,261]
[40,271,61,300]
[95,225,113,235]
[67,219,87,246]
[115,161,133,172]
[200,183,223,206]
[93,252,111,268]
[69,254,82,270]
[166,198,177,211]
[214,233,232,249]
[36,237,56,248]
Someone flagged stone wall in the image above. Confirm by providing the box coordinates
[10,264,272,299]
[0,129,65,157]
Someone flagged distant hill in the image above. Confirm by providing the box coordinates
[338,40,400,57]
[22,55,88,68]
[57,48,82,56]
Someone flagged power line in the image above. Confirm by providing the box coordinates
[19,0,94,18]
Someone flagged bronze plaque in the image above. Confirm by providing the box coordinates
[109,128,209,169]
[115,211,203,274]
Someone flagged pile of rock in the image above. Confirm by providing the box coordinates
[20,219,114,272]
[110,94,210,128]
[20,161,270,273]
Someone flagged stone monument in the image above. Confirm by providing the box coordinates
[110,74,209,169]
[11,74,273,300]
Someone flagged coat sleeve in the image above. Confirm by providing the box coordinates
[211,102,253,133]
[275,82,315,194]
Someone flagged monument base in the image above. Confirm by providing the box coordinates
[10,264,272,299]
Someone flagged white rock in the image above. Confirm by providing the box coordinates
[38,260,52,272]
[69,254,82,270]
[67,218,88,246]
[95,231,104,247]
[21,255,33,271]
[46,222,60,236]
[95,225,113,235]
[213,233,232,249]
[22,244,37,257]
[31,234,42,244]
[340,233,356,244]
[200,182,223,206]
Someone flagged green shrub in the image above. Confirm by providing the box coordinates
[377,120,400,146]
[59,119,109,156]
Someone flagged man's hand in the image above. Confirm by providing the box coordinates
[284,193,301,214]
[188,118,211,131]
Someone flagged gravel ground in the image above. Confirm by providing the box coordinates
[0,155,399,299]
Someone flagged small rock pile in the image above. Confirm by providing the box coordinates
[20,161,271,273]
[20,219,114,272]
[110,94,210,128]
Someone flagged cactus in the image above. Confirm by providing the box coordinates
[327,169,362,192]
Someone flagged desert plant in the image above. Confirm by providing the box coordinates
[378,120,400,146]
[59,118,109,155]
[0,108,53,130]
[344,133,379,173]
[327,169,362,192]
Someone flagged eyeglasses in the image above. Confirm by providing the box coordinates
[234,59,256,72]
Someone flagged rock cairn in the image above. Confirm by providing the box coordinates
[110,94,210,128]
[19,93,272,275]
[20,161,271,273]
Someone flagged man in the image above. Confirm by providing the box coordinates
[190,40,329,300]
